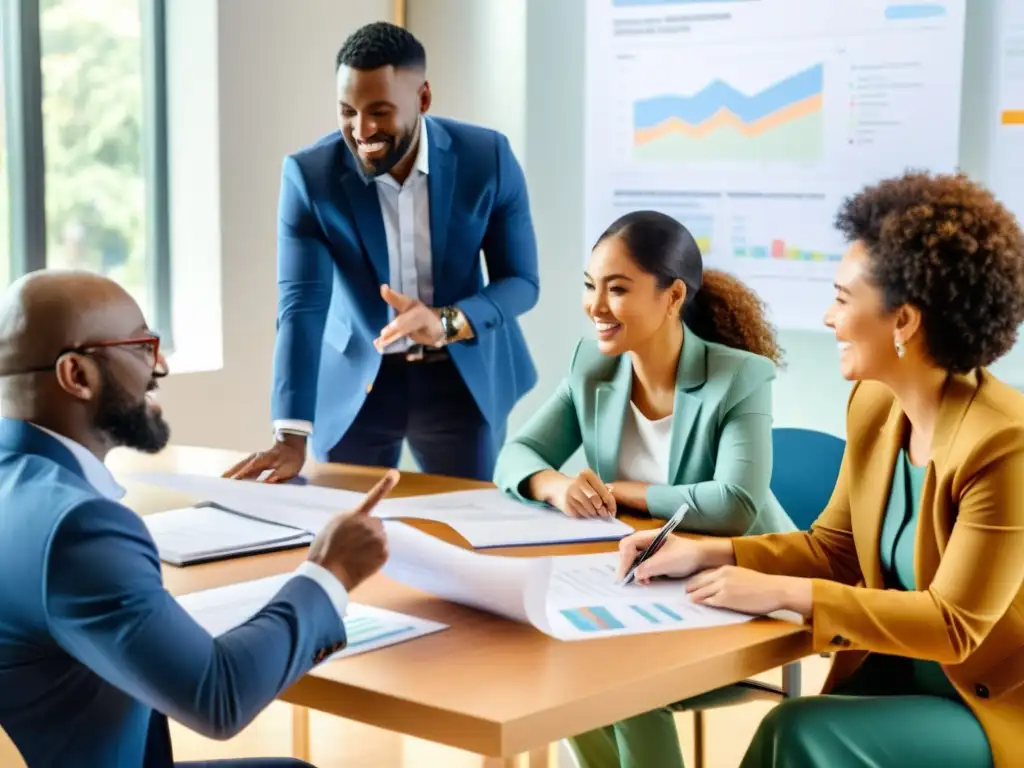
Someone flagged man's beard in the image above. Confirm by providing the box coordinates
[358,127,417,178]
[93,365,170,454]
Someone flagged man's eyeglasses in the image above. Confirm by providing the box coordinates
[3,334,163,376]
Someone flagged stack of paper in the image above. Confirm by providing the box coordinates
[177,573,449,659]
[131,472,635,549]
[143,504,313,566]
[375,488,633,548]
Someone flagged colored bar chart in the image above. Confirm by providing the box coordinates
[560,602,692,633]
[344,615,415,649]
[630,603,686,625]
[733,239,841,262]
[560,606,626,632]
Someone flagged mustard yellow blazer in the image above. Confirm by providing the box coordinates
[733,371,1024,767]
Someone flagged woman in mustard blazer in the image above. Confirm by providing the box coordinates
[619,171,1024,767]
[493,210,795,768]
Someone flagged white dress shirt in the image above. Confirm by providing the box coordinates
[615,401,673,485]
[274,118,433,439]
[32,424,348,620]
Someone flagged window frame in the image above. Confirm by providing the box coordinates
[1,0,173,347]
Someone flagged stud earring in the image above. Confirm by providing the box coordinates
[895,338,905,358]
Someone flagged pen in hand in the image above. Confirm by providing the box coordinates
[619,504,689,586]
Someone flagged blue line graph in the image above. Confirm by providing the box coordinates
[633,64,824,131]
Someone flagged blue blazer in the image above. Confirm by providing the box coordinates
[271,116,540,458]
[0,419,347,768]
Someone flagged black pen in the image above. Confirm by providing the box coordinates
[619,503,690,586]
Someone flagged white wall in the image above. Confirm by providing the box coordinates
[160,0,1011,459]
[159,0,394,452]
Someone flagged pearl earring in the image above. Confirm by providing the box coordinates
[895,338,905,358]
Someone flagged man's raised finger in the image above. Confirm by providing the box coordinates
[348,469,400,516]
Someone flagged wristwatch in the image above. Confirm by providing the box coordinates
[437,306,463,344]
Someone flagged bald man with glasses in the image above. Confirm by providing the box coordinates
[0,270,398,768]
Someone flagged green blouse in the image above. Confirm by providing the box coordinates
[878,449,961,700]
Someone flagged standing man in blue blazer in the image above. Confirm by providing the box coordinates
[227,22,539,484]
[0,270,398,768]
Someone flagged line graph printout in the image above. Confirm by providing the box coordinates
[585,0,967,329]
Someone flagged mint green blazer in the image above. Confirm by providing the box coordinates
[493,325,796,535]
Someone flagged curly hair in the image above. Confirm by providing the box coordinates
[596,210,784,366]
[835,171,1024,373]
[335,21,426,72]
[684,269,784,365]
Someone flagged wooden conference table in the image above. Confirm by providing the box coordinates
[108,445,812,767]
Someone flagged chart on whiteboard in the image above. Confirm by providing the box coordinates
[584,0,967,329]
[991,0,1024,225]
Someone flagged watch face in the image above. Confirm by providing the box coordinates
[443,309,458,338]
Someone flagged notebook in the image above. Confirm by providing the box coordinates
[143,503,314,566]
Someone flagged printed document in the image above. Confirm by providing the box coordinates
[381,522,756,641]
[178,573,449,658]
[131,472,633,548]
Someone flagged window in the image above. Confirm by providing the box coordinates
[1,0,170,341]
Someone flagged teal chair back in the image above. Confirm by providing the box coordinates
[770,427,846,531]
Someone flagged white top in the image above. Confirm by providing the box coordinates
[615,401,673,485]
[30,422,349,619]
[274,118,433,438]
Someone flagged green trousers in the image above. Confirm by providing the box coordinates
[569,656,993,768]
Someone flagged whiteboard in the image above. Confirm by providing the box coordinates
[990,0,1024,224]
[583,0,967,330]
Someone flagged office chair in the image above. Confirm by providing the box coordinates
[687,427,846,768]
[558,428,846,768]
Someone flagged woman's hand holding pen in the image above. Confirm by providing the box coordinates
[616,532,812,617]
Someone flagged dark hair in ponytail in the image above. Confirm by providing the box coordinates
[596,210,783,365]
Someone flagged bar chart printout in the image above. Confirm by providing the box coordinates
[544,556,753,640]
[178,574,449,659]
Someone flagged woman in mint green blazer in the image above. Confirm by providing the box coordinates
[493,210,795,768]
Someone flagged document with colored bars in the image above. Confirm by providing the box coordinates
[380,522,767,641]
[177,573,449,658]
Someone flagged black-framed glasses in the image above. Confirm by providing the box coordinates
[1,333,163,377]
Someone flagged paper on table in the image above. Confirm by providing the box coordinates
[143,505,312,565]
[374,488,634,547]
[177,572,449,659]
[130,472,366,534]
[131,472,634,548]
[382,522,757,641]
[528,553,754,640]
[381,521,535,622]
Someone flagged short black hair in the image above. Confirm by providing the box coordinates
[335,21,426,72]
[835,170,1024,373]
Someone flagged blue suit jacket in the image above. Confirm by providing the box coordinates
[271,116,540,458]
[0,419,347,768]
